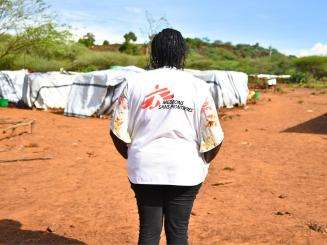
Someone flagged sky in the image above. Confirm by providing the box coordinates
[46,0,327,56]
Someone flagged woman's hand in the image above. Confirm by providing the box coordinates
[203,142,222,163]
[110,130,128,159]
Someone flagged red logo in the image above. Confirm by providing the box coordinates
[141,84,174,109]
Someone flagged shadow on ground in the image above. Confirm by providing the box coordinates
[0,219,85,244]
[282,113,327,135]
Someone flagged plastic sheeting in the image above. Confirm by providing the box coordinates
[2,67,248,117]
[23,72,79,109]
[0,70,28,103]
[186,69,248,108]
[64,66,144,117]
[250,74,291,86]
[267,78,277,86]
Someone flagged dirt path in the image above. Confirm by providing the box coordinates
[0,87,326,244]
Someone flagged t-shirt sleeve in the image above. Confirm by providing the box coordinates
[199,93,224,153]
[109,84,132,143]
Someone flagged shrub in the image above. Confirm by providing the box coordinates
[290,71,309,83]
[12,54,71,72]
[69,50,147,71]
[119,43,141,55]
[294,56,327,79]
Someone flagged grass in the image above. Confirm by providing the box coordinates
[7,49,148,72]
[1,42,327,88]
[13,55,71,72]
[288,80,327,89]
[69,50,147,71]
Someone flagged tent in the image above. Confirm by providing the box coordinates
[23,72,79,109]
[2,66,248,116]
[64,66,144,117]
[186,69,249,108]
[0,69,28,103]
[249,74,291,86]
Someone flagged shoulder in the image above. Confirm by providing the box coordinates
[179,70,210,95]
[124,70,146,87]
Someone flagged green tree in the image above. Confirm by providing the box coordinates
[294,56,327,79]
[0,0,68,60]
[119,32,139,55]
[78,33,95,47]
[103,40,109,45]
[123,32,137,43]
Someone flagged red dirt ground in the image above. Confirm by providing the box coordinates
[0,87,326,244]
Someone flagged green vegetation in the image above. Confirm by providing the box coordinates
[185,38,295,75]
[0,0,326,85]
[78,33,95,48]
[294,56,327,79]
[119,31,140,55]
[288,79,327,89]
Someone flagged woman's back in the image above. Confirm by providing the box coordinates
[109,28,224,245]
[123,68,214,185]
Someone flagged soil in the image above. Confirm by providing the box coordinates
[0,87,326,244]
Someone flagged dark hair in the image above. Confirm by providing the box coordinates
[150,28,187,69]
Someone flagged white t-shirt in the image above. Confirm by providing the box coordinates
[110,68,224,186]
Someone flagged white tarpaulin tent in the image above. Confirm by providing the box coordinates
[23,72,79,109]
[64,66,144,117]
[186,69,249,108]
[252,74,277,86]
[250,74,291,86]
[0,69,28,103]
[1,66,248,116]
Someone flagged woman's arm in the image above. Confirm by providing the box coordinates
[199,93,224,163]
[110,130,128,159]
[203,142,222,163]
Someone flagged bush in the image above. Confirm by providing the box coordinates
[186,38,208,49]
[12,54,71,72]
[204,47,237,61]
[119,43,141,55]
[187,59,214,70]
[294,56,327,79]
[290,71,309,83]
[80,65,98,72]
[69,50,147,71]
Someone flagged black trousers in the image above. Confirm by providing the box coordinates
[130,182,202,245]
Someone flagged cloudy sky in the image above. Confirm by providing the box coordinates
[47,0,327,56]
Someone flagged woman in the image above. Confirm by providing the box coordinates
[110,28,224,245]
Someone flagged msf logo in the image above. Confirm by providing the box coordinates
[141,84,174,109]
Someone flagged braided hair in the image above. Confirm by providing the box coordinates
[150,28,187,69]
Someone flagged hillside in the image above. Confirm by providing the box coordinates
[0,34,326,85]
[88,38,294,75]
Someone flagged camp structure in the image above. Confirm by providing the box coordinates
[0,69,28,103]
[1,66,250,116]
[186,69,249,108]
[249,74,291,86]
[64,66,144,117]
[0,67,144,117]
[23,72,80,109]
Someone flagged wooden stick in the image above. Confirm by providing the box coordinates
[0,156,53,163]
[0,120,35,140]
[3,120,34,131]
[0,120,25,124]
